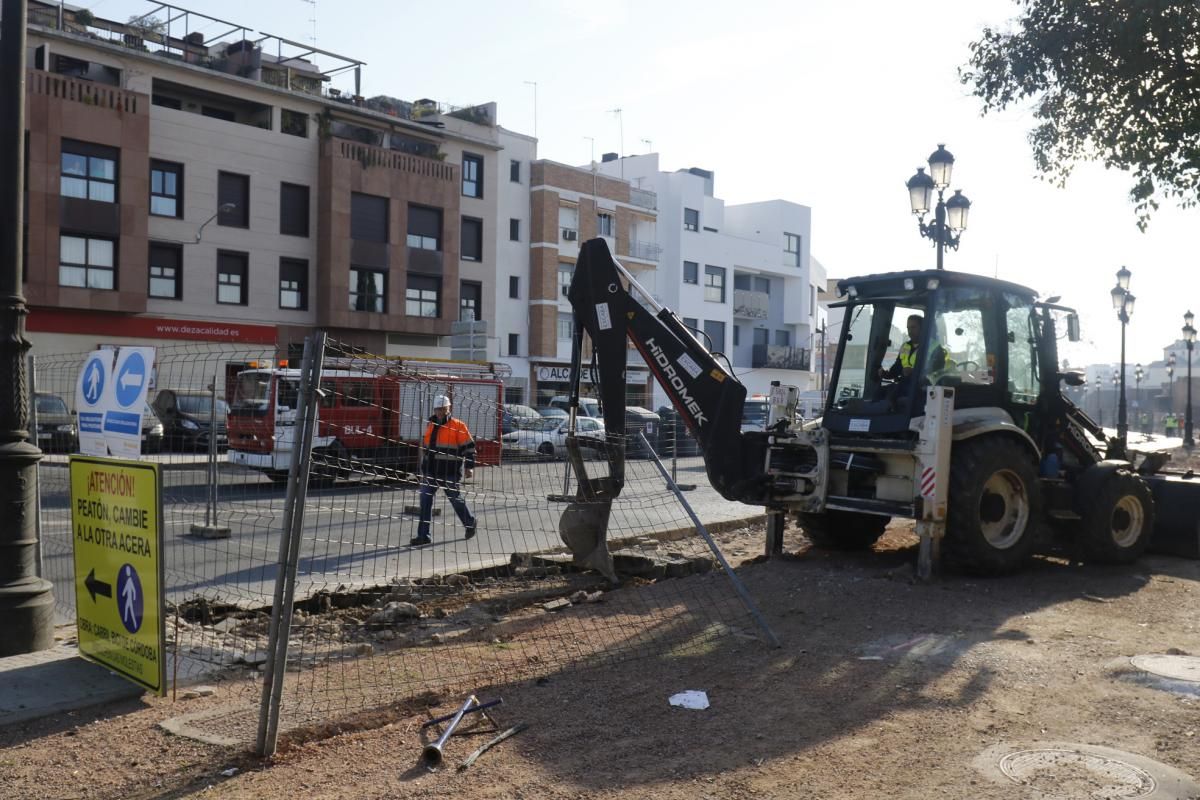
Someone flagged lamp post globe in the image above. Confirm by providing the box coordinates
[906,144,970,271]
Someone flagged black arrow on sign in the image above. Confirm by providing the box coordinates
[84,568,112,603]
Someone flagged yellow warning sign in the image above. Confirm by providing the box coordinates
[70,456,165,695]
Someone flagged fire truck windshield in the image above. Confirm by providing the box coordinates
[232,372,272,410]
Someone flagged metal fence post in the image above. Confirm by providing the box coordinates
[257,331,325,757]
[28,355,42,578]
[191,374,229,538]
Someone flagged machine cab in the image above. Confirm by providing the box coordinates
[823,270,1046,437]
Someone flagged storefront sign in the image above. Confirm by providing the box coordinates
[30,309,277,344]
[535,365,650,384]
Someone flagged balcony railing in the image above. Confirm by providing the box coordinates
[334,140,456,182]
[26,70,144,115]
[629,187,658,211]
[752,345,810,371]
[625,240,661,261]
[733,289,769,320]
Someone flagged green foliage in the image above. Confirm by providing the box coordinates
[961,1,1200,230]
[74,9,94,27]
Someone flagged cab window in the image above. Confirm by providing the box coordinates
[1005,294,1039,404]
[927,288,994,386]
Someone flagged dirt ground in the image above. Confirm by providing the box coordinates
[2,521,1199,800]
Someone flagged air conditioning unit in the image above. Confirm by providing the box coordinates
[562,228,578,241]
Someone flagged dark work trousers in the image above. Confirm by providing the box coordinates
[416,468,475,541]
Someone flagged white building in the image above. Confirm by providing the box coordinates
[597,154,825,409]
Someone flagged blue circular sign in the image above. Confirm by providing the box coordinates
[82,356,105,406]
[116,563,144,634]
[115,352,147,408]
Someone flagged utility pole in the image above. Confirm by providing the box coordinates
[0,0,55,655]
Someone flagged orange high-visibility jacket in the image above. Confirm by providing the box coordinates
[422,415,475,474]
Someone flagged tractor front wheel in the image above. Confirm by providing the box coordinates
[1078,471,1154,564]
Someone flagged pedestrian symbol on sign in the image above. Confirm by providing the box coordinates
[117,564,143,634]
[83,360,104,405]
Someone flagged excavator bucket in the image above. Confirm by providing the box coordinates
[554,433,623,582]
[558,498,616,582]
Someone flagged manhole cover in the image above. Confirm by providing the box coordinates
[1130,655,1200,683]
[999,748,1156,798]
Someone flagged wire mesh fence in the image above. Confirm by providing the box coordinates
[33,334,768,750]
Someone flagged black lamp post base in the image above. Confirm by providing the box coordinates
[0,579,55,656]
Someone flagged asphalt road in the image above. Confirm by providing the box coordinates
[37,452,762,622]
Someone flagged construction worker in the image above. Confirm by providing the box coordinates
[412,395,476,546]
[880,314,948,388]
[1165,412,1178,438]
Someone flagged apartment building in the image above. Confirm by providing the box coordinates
[19,1,532,367]
[522,159,659,407]
[597,154,826,409]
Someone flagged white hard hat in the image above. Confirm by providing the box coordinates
[433,395,451,408]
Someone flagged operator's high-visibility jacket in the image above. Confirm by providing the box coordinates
[885,340,948,380]
[421,414,476,478]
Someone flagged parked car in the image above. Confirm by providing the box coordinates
[536,406,568,421]
[152,390,229,452]
[501,403,542,435]
[501,416,605,459]
[141,403,164,454]
[548,395,602,418]
[33,392,76,453]
[624,406,661,458]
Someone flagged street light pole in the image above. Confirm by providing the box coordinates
[1110,268,1134,455]
[0,0,55,655]
[1134,363,1144,433]
[1185,311,1196,448]
[906,145,971,270]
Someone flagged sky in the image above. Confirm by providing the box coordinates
[82,0,1200,369]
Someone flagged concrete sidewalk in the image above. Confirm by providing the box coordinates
[0,637,144,730]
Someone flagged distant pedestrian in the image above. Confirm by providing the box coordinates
[411,395,476,546]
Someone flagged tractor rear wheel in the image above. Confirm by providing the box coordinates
[798,510,890,550]
[945,437,1040,575]
[1078,471,1154,564]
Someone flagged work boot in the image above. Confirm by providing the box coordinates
[410,535,432,546]
[465,524,476,540]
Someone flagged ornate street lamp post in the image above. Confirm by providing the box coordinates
[906,144,972,270]
[1110,267,1135,454]
[1167,352,1177,417]
[1185,311,1196,448]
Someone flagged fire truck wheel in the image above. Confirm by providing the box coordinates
[798,511,889,550]
[1078,471,1155,564]
[945,437,1040,575]
[266,470,289,486]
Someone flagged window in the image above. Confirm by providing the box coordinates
[704,265,726,303]
[704,320,726,352]
[810,285,816,316]
[734,274,751,291]
[217,172,249,227]
[597,212,613,237]
[775,330,791,347]
[558,312,573,340]
[509,276,520,298]
[279,258,307,310]
[407,204,442,250]
[149,160,182,217]
[462,153,483,198]
[684,208,699,232]
[406,274,441,318]
[61,141,117,203]
[342,381,374,407]
[148,242,181,299]
[461,217,483,261]
[59,235,114,289]
[784,232,801,266]
[280,183,310,237]
[352,192,388,243]
[754,276,770,294]
[460,280,482,322]
[508,333,520,356]
[509,218,520,241]
[753,328,769,348]
[510,159,520,182]
[558,263,574,298]
[1007,294,1039,401]
[349,267,386,312]
[216,251,248,304]
[683,317,698,333]
[927,288,994,387]
[733,325,740,347]
[683,261,698,284]
[281,109,307,138]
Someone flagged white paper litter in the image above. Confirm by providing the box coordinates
[668,690,710,710]
[220,768,239,777]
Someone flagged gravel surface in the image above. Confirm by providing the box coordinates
[2,520,1199,799]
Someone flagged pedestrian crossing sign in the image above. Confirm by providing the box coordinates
[69,456,165,695]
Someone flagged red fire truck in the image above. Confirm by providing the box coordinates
[227,362,504,481]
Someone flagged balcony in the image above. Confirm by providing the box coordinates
[625,240,661,262]
[752,345,810,371]
[733,289,769,320]
[629,187,658,211]
[332,139,456,183]
[26,70,144,115]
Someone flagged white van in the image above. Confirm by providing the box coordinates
[549,395,602,418]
